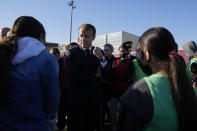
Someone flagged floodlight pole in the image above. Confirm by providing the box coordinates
[69,0,76,44]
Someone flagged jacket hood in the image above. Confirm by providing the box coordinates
[11,36,46,65]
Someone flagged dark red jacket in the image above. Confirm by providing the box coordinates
[111,58,134,92]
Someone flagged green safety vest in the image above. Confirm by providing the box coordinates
[144,74,178,131]
[186,57,196,81]
[133,59,147,81]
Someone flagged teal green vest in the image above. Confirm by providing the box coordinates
[186,58,196,81]
[133,59,147,81]
[144,74,178,131]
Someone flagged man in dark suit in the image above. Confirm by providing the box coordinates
[65,24,104,131]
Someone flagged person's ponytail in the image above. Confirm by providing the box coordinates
[168,54,197,131]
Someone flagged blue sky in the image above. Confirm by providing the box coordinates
[0,0,196,49]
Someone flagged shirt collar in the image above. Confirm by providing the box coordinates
[82,46,92,51]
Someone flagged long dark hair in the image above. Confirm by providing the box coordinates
[0,16,46,100]
[139,27,197,130]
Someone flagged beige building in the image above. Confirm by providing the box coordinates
[93,31,139,54]
[58,31,139,55]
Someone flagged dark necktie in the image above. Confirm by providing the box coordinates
[85,49,90,56]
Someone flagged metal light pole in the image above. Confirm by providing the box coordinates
[68,0,76,44]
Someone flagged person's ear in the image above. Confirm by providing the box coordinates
[144,49,150,61]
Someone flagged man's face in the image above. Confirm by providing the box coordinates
[119,47,128,59]
[128,47,131,53]
[192,73,197,81]
[104,46,113,58]
[194,53,197,59]
[78,28,95,48]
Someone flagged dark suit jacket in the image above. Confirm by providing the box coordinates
[65,45,103,109]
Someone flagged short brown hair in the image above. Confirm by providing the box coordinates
[79,24,96,36]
